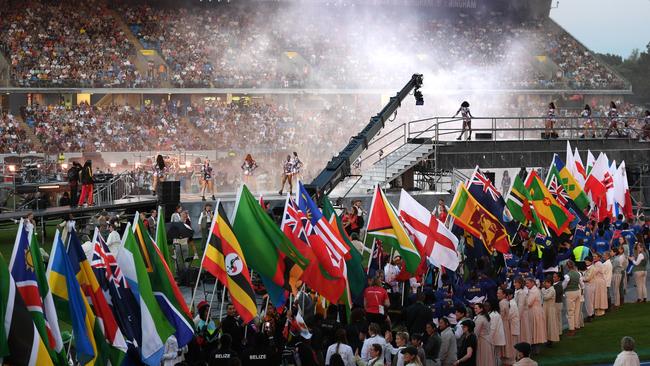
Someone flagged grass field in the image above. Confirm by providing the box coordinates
[536,302,650,366]
[0,221,59,260]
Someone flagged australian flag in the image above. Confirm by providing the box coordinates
[467,167,518,236]
[90,229,142,365]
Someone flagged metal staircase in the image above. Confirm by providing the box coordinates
[331,142,435,196]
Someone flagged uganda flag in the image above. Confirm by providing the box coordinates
[449,183,510,254]
[203,202,258,324]
[0,254,53,366]
[525,170,574,236]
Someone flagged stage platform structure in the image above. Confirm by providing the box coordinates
[329,116,650,210]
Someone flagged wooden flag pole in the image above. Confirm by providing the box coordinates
[189,203,219,312]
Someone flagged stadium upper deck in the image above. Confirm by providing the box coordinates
[0,0,630,92]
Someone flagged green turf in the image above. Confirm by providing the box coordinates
[0,221,60,260]
[536,302,650,365]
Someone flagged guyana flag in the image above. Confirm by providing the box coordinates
[202,202,258,324]
[505,175,546,235]
[366,185,420,274]
[0,254,54,366]
[450,183,510,254]
[525,170,575,236]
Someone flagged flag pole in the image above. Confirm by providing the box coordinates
[219,286,227,321]
[366,239,376,275]
[190,200,219,312]
[207,279,219,317]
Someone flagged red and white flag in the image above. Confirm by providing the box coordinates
[585,152,612,221]
[398,189,459,271]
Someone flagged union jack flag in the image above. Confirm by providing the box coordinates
[91,234,126,289]
[547,175,569,205]
[90,228,142,352]
[283,197,310,245]
[469,169,502,201]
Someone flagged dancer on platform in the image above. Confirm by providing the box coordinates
[241,153,258,189]
[544,102,557,139]
[200,159,216,201]
[152,154,166,196]
[454,101,473,141]
[605,101,623,138]
[279,155,293,195]
[581,104,596,138]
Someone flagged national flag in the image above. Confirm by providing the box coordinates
[398,189,459,271]
[546,154,589,225]
[525,171,575,235]
[618,161,634,219]
[586,150,596,176]
[133,215,194,347]
[281,195,345,304]
[573,147,587,185]
[584,153,611,221]
[90,229,142,364]
[47,231,97,365]
[505,175,546,235]
[116,223,174,366]
[554,154,590,211]
[156,205,174,275]
[259,195,265,208]
[0,254,53,366]
[366,185,421,273]
[28,229,66,365]
[232,185,309,294]
[607,159,617,217]
[67,230,128,366]
[9,222,52,361]
[321,197,366,322]
[321,196,367,299]
[296,182,350,261]
[466,167,517,235]
[202,202,258,324]
[450,183,511,253]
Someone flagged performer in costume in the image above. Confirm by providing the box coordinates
[581,104,595,138]
[605,101,623,138]
[454,101,473,141]
[278,155,293,195]
[544,102,557,139]
[241,153,258,189]
[152,154,167,196]
[200,159,216,201]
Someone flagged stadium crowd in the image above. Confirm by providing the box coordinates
[21,101,204,153]
[0,1,629,90]
[0,0,141,87]
[0,112,35,154]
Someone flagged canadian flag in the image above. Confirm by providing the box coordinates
[572,147,587,186]
[585,153,612,221]
[398,189,459,271]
